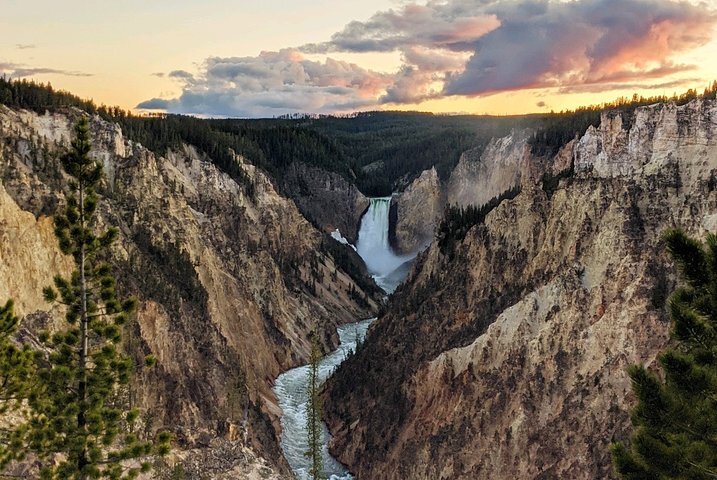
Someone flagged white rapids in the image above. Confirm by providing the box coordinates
[273,319,373,480]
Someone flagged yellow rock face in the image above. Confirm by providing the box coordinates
[0,105,379,477]
[325,99,717,479]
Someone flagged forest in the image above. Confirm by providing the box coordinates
[210,112,532,195]
[0,76,530,196]
[2,76,716,198]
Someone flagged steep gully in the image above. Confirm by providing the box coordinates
[273,197,414,479]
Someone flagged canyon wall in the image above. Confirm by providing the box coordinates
[281,161,368,244]
[391,131,531,254]
[389,167,442,254]
[445,130,531,207]
[0,106,379,477]
[325,99,717,479]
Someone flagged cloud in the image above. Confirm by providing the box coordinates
[168,70,194,80]
[137,49,392,117]
[536,101,547,108]
[442,0,716,96]
[151,72,165,77]
[15,44,36,50]
[136,98,171,110]
[556,77,702,94]
[139,0,717,116]
[380,65,441,103]
[305,0,716,100]
[0,62,92,78]
[302,5,500,53]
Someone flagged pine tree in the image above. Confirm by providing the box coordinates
[305,331,325,480]
[0,299,38,469]
[24,117,170,479]
[611,229,717,479]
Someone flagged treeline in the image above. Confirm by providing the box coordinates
[529,81,717,157]
[304,112,530,196]
[0,77,370,196]
[437,186,521,253]
[3,77,717,198]
[0,77,258,194]
[116,115,259,193]
[0,76,100,114]
[0,78,353,195]
[0,76,527,197]
[213,111,529,196]
[209,119,356,182]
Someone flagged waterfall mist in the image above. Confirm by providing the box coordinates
[356,197,415,293]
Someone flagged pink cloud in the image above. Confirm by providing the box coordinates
[140,0,717,116]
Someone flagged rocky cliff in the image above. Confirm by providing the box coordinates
[0,105,380,477]
[281,161,368,244]
[325,99,717,479]
[445,130,531,207]
[389,167,442,254]
[390,131,531,254]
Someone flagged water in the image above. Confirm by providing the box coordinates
[273,319,373,480]
[356,197,416,293]
[273,196,415,479]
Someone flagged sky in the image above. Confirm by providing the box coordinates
[1,0,717,117]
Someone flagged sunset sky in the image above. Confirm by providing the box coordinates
[2,0,717,117]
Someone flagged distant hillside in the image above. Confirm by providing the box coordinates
[3,77,715,196]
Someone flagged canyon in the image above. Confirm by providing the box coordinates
[324,98,717,478]
[0,105,381,478]
[2,94,717,479]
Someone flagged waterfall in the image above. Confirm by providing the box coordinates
[356,196,415,293]
[273,196,416,480]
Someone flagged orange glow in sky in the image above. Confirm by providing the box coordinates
[2,0,716,117]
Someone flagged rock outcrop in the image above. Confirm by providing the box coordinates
[446,131,530,207]
[390,131,532,254]
[0,105,381,477]
[325,99,717,479]
[281,161,368,244]
[389,167,442,254]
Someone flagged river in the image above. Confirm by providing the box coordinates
[273,196,414,479]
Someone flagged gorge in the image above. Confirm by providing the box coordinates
[2,78,717,479]
[324,98,717,479]
[0,102,382,479]
[274,192,416,479]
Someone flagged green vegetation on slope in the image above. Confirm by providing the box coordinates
[301,112,530,195]
[2,76,716,198]
[0,118,170,479]
[612,229,717,479]
[437,186,522,255]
